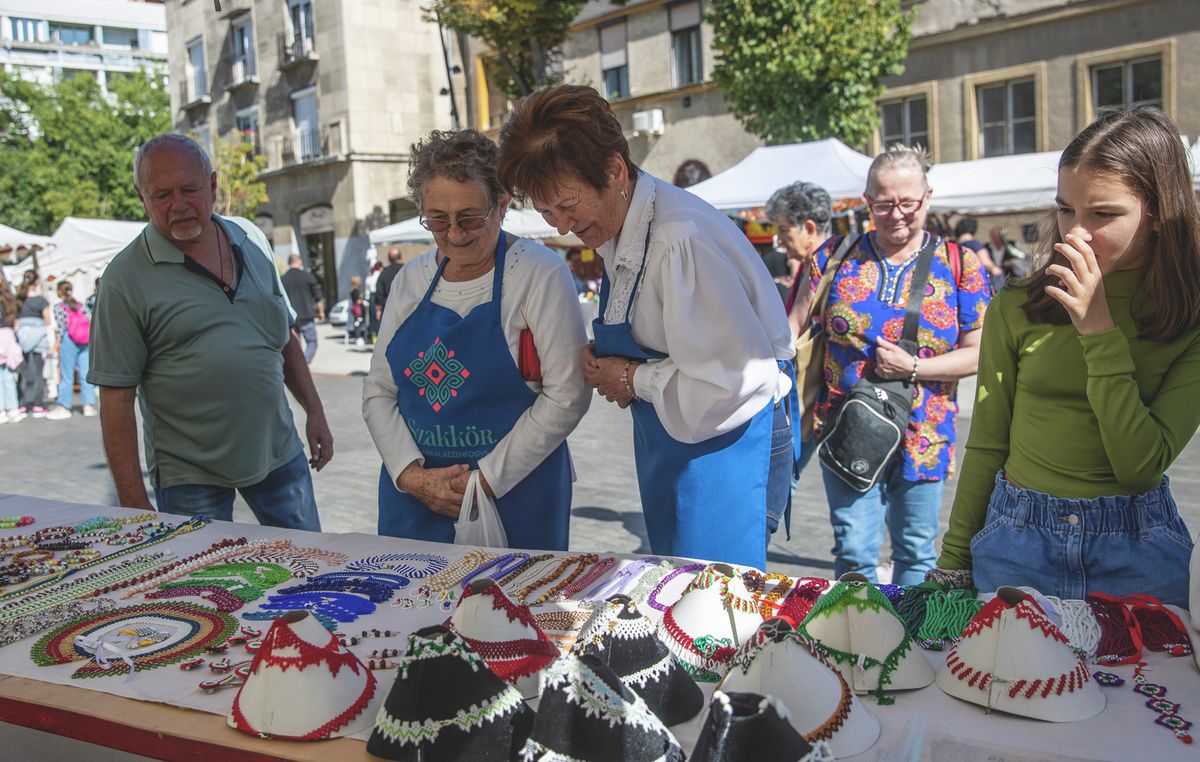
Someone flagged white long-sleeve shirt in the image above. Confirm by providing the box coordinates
[362,237,591,497]
[604,173,795,444]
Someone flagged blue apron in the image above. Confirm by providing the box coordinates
[592,223,772,570]
[377,232,571,550]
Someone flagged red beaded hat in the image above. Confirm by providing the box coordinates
[447,579,559,697]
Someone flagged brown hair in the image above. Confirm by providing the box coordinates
[15,270,38,305]
[496,85,637,202]
[57,279,77,311]
[407,130,505,210]
[0,274,15,326]
[1022,106,1200,341]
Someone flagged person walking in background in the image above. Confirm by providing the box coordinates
[0,272,23,423]
[955,217,1004,293]
[89,133,332,528]
[988,225,1032,281]
[14,271,51,418]
[810,145,990,584]
[766,180,833,479]
[937,107,1200,607]
[365,261,384,344]
[373,246,404,329]
[498,85,794,568]
[348,275,367,346]
[281,254,324,364]
[47,279,95,419]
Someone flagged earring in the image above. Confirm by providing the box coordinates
[620,187,628,201]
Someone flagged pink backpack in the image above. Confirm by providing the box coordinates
[66,303,90,345]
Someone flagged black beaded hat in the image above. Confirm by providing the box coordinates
[572,594,704,726]
[367,625,533,761]
[692,691,834,762]
[520,654,685,762]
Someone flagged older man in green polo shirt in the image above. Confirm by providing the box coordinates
[87,133,333,530]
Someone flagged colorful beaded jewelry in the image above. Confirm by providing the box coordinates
[1134,663,1193,744]
[0,552,172,622]
[260,591,377,622]
[305,571,411,590]
[459,552,529,591]
[338,628,399,647]
[555,556,618,601]
[345,552,449,579]
[646,563,705,612]
[1092,670,1125,687]
[0,599,117,648]
[496,553,555,591]
[277,580,396,603]
[532,554,600,605]
[114,541,294,600]
[0,516,34,529]
[144,585,248,613]
[418,550,495,593]
[740,570,794,618]
[584,557,665,604]
[623,559,675,607]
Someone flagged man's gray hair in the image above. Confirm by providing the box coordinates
[765,181,833,235]
[133,133,213,189]
[866,143,932,196]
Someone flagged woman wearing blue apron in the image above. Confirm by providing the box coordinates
[495,86,796,570]
[364,130,591,550]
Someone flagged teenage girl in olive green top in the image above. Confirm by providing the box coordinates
[938,106,1200,607]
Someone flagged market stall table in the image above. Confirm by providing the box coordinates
[0,494,1197,761]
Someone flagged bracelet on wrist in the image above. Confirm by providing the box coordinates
[908,355,919,385]
[620,360,640,400]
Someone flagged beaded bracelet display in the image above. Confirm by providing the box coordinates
[740,570,793,618]
[459,552,530,591]
[623,559,676,607]
[114,539,297,599]
[0,552,172,622]
[0,598,117,648]
[22,549,102,577]
[585,557,666,604]
[418,550,495,593]
[554,556,617,602]
[496,553,555,591]
[532,554,600,605]
[646,563,705,612]
[517,555,599,604]
[345,552,449,579]
[0,516,34,529]
[533,609,593,632]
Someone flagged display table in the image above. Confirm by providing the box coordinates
[0,493,1197,761]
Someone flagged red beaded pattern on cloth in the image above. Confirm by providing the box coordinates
[144,585,246,613]
[945,644,1092,697]
[458,633,559,681]
[465,580,542,629]
[962,596,1068,644]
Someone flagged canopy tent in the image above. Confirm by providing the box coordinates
[368,208,579,247]
[0,223,51,251]
[3,217,147,300]
[685,138,873,211]
[927,151,1062,215]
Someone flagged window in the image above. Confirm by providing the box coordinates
[291,87,319,161]
[236,107,261,154]
[232,19,256,81]
[61,68,97,82]
[102,27,138,50]
[1092,56,1162,111]
[50,23,92,46]
[976,78,1036,158]
[192,123,212,155]
[186,36,207,100]
[879,95,928,148]
[10,18,41,43]
[599,21,629,100]
[289,0,315,55]
[670,1,702,87]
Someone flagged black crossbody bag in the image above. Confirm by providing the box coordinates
[818,235,937,492]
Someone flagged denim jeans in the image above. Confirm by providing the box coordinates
[57,338,95,409]
[766,401,794,537]
[0,366,17,411]
[821,459,943,584]
[297,319,318,364]
[971,472,1192,607]
[154,450,321,531]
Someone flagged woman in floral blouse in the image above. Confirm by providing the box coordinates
[810,145,991,584]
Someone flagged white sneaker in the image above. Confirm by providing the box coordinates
[355,337,365,346]
[82,405,97,417]
[6,409,25,423]
[0,411,10,424]
[45,405,72,421]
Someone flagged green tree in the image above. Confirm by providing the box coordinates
[212,131,268,218]
[0,67,170,234]
[430,0,620,103]
[707,0,914,146]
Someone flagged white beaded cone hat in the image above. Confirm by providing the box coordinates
[798,573,935,694]
[655,564,765,683]
[228,610,379,740]
[936,586,1105,722]
[718,621,880,759]
[448,579,559,698]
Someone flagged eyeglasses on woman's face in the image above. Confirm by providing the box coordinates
[866,191,929,217]
[419,204,497,233]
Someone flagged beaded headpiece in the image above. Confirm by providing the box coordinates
[572,594,703,726]
[719,619,881,759]
[447,579,559,697]
[692,691,834,762]
[655,564,764,683]
[520,654,684,762]
[936,587,1105,722]
[367,625,532,760]
[229,610,379,740]
[797,573,935,701]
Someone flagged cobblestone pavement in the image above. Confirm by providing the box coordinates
[6,325,1200,579]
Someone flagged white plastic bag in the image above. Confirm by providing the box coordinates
[453,470,508,548]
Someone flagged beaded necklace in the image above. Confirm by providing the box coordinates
[646,563,705,611]
[459,552,529,591]
[555,556,618,602]
[0,515,34,529]
[0,598,117,648]
[1093,664,1195,745]
[418,550,495,593]
[346,552,449,579]
[583,557,664,604]
[740,570,794,618]
[496,553,555,591]
[0,552,173,622]
[517,555,587,603]
[261,591,377,622]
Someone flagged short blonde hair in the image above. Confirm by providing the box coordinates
[866,144,932,196]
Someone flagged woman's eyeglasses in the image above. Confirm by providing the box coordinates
[419,205,497,233]
[866,193,929,217]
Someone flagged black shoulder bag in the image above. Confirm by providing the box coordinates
[818,235,937,492]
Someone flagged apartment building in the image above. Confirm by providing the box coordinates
[0,0,167,93]
[163,0,463,299]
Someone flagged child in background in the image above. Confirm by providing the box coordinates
[936,106,1200,607]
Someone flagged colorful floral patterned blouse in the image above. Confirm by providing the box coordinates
[810,232,991,482]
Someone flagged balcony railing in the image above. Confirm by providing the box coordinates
[178,77,210,108]
[229,58,258,88]
[267,123,343,170]
[277,32,317,69]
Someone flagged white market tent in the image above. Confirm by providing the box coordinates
[927,151,1062,215]
[369,208,578,246]
[686,138,873,210]
[20,217,147,300]
[0,223,51,251]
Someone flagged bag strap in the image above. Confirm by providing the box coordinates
[900,235,939,344]
[806,233,861,328]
